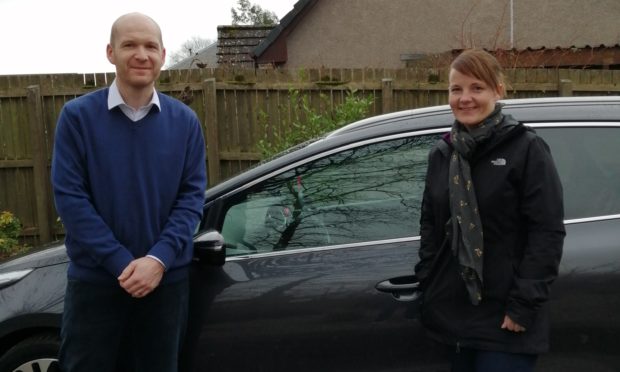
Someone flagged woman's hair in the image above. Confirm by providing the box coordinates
[451,49,505,97]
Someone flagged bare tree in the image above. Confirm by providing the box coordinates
[167,36,215,67]
[231,0,279,26]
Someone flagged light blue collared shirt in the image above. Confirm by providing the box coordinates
[107,79,161,122]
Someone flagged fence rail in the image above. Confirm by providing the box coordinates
[1,67,619,245]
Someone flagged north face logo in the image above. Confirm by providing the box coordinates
[491,158,507,166]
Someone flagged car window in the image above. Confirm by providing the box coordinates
[220,134,440,256]
[536,127,620,220]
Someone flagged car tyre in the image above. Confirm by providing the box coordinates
[0,333,60,372]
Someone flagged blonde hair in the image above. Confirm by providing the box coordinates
[451,49,505,97]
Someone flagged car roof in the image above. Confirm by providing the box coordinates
[206,96,620,201]
[328,96,620,138]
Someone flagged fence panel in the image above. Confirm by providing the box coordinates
[0,67,619,245]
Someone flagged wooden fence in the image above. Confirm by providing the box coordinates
[1,67,619,245]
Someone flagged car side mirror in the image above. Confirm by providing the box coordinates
[193,230,225,266]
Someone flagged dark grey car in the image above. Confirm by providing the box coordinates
[1,96,619,372]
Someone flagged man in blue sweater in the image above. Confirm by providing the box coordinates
[51,12,207,372]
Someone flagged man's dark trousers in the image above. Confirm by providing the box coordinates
[59,277,189,372]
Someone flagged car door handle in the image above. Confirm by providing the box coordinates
[375,275,422,302]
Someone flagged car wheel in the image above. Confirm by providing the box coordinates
[0,334,60,372]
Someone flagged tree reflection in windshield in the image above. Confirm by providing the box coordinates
[222,134,440,255]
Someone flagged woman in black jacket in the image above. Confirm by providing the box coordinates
[415,49,565,372]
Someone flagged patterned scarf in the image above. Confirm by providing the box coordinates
[448,104,503,305]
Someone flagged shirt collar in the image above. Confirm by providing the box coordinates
[107,79,161,112]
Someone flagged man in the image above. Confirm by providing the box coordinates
[51,13,207,372]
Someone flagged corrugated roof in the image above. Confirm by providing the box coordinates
[453,44,620,68]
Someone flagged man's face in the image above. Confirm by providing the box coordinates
[106,16,165,91]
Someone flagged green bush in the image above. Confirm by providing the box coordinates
[0,211,23,257]
[257,89,374,158]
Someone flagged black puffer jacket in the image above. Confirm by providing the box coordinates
[415,113,565,354]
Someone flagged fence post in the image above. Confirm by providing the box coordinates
[26,85,52,244]
[382,78,393,114]
[203,78,220,187]
[558,79,573,97]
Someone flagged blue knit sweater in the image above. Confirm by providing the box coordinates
[51,88,207,284]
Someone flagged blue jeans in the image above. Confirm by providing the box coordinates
[59,278,189,372]
[451,347,538,372]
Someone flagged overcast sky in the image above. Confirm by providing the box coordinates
[0,0,297,75]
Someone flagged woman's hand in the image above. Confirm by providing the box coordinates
[501,315,526,332]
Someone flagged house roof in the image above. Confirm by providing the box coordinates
[251,0,317,64]
[167,42,218,70]
[217,25,275,67]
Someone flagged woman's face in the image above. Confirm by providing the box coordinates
[448,68,501,127]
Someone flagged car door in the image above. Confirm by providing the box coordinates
[535,124,620,372]
[185,131,449,372]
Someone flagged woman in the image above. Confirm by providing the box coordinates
[415,49,565,372]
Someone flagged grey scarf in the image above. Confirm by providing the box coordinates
[448,104,504,305]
